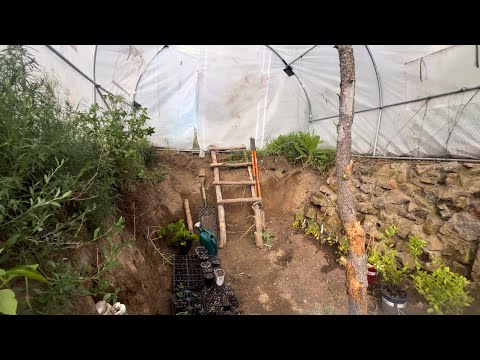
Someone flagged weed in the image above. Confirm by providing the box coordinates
[262,230,274,248]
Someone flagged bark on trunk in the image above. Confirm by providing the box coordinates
[335,45,368,315]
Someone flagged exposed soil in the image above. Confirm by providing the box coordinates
[76,151,474,315]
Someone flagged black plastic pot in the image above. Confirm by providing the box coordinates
[178,239,193,255]
[211,258,221,268]
[380,284,407,315]
[204,271,215,286]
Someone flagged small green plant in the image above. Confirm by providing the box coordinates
[292,212,305,229]
[0,262,48,315]
[262,230,274,248]
[407,235,427,266]
[304,220,321,240]
[411,258,474,315]
[156,220,199,247]
[263,132,335,174]
[335,236,349,264]
[379,225,397,244]
[367,243,407,287]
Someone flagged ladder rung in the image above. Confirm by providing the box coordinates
[217,197,262,204]
[210,162,252,168]
[212,181,256,185]
[209,145,246,151]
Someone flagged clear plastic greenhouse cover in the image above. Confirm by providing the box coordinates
[3,45,480,159]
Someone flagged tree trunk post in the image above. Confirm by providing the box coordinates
[335,45,368,315]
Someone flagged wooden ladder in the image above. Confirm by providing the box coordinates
[209,144,265,249]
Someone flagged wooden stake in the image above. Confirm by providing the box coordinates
[209,145,246,151]
[210,162,252,168]
[252,203,264,248]
[217,197,262,204]
[183,199,194,233]
[211,150,227,248]
[212,180,256,185]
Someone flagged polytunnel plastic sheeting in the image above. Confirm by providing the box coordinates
[374,89,480,159]
[135,47,197,149]
[24,45,95,110]
[310,110,379,155]
[293,45,379,120]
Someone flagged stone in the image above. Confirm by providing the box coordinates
[362,214,379,234]
[472,201,480,217]
[353,178,361,188]
[396,251,416,271]
[360,183,374,194]
[437,203,454,220]
[360,176,377,185]
[378,179,398,190]
[441,161,461,172]
[316,185,337,203]
[439,212,480,242]
[375,163,392,174]
[373,196,386,210]
[395,218,415,239]
[311,193,332,208]
[373,187,384,197]
[448,261,470,277]
[415,218,425,225]
[471,247,480,282]
[385,203,407,217]
[326,213,341,228]
[304,203,319,219]
[445,173,463,186]
[439,185,470,201]
[423,187,440,204]
[452,196,470,210]
[396,171,408,183]
[356,202,377,215]
[356,192,371,202]
[423,215,444,235]
[386,190,411,205]
[465,164,480,175]
[440,234,478,265]
[407,202,418,213]
[420,169,444,185]
[469,178,480,195]
[423,234,444,252]
[415,164,439,174]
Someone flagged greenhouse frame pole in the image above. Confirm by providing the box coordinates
[287,45,318,66]
[365,45,384,157]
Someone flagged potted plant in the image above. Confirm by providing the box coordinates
[156,219,199,255]
[366,225,398,286]
[368,243,408,315]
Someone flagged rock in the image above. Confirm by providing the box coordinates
[378,179,398,190]
[441,161,461,172]
[469,178,480,195]
[407,202,418,213]
[448,261,470,277]
[395,218,415,239]
[326,213,341,228]
[423,187,440,204]
[463,163,477,169]
[373,187,384,197]
[362,214,379,234]
[440,235,478,265]
[360,183,374,194]
[423,215,444,235]
[453,196,470,209]
[465,164,480,175]
[439,185,470,201]
[353,178,361,188]
[445,173,463,186]
[385,203,407,217]
[360,176,377,185]
[304,203,319,219]
[424,259,441,273]
[356,202,377,215]
[472,201,480,217]
[316,185,337,203]
[415,164,439,174]
[356,192,371,202]
[375,163,391,174]
[471,247,480,282]
[386,190,411,205]
[420,169,444,185]
[439,212,480,242]
[415,218,425,225]
[437,203,454,220]
[423,234,444,252]
[311,193,332,208]
[373,196,386,210]
[322,206,338,217]
[396,251,416,271]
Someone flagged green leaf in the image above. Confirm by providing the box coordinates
[5,234,20,248]
[5,265,48,284]
[93,227,101,239]
[427,308,435,314]
[103,293,112,302]
[0,289,18,315]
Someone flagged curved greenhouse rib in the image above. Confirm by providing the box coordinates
[264,45,312,122]
[365,45,384,157]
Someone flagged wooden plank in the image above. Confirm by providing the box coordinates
[211,150,227,249]
[210,162,252,168]
[217,197,262,204]
[209,144,246,151]
[252,203,264,248]
[183,199,194,233]
[212,180,256,185]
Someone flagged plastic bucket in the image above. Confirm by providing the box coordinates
[214,268,225,286]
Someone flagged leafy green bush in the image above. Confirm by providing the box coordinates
[156,220,198,247]
[0,45,157,313]
[367,244,407,287]
[263,132,335,174]
[412,258,474,315]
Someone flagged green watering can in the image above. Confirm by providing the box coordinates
[195,222,218,256]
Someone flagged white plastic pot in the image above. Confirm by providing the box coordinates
[214,268,225,286]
